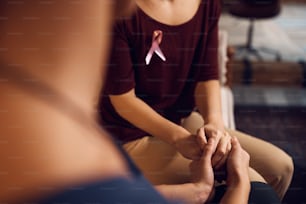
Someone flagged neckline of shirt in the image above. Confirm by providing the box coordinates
[136,2,203,30]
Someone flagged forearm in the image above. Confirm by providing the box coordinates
[195,80,223,126]
[156,183,211,204]
[220,182,250,204]
[221,169,251,204]
[109,89,189,144]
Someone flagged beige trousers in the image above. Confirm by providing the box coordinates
[123,112,293,199]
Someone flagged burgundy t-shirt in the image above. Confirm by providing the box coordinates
[99,0,220,143]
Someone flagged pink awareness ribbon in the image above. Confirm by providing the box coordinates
[145,30,166,65]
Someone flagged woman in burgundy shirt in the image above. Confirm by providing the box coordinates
[100,0,293,201]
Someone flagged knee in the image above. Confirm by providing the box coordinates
[280,154,294,180]
[273,153,294,184]
[271,154,294,199]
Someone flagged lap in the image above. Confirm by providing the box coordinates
[124,111,291,185]
[123,135,266,185]
[124,136,191,185]
[227,128,291,179]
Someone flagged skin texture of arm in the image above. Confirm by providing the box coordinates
[195,80,224,128]
[110,89,204,160]
[220,182,250,204]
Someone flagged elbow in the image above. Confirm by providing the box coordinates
[109,89,136,117]
[109,95,128,116]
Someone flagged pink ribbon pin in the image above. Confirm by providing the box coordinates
[145,30,166,65]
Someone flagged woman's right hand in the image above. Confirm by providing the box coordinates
[226,136,250,187]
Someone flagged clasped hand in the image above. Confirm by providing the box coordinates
[174,123,232,170]
[189,135,250,203]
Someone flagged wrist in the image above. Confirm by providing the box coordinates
[203,114,224,128]
[168,125,190,146]
[227,181,251,198]
[192,182,213,203]
[227,170,250,189]
[204,121,225,132]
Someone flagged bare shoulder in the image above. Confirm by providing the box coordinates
[0,87,129,202]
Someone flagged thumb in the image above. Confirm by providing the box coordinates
[229,136,241,158]
[202,138,215,160]
[196,127,207,149]
[231,136,240,149]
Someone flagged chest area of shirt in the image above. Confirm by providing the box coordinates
[133,29,205,67]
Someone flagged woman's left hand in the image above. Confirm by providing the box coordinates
[200,123,232,170]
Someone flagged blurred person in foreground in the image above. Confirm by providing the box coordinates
[0,1,278,204]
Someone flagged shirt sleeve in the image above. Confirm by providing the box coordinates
[103,21,135,95]
[195,0,221,82]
